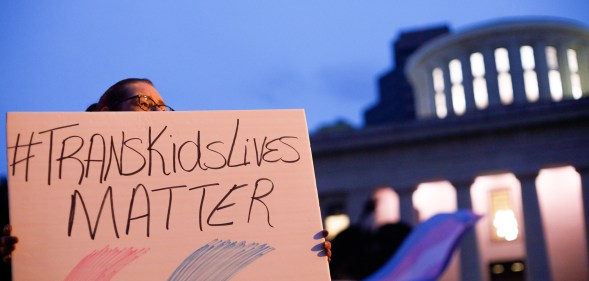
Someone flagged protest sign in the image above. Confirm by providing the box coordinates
[6,110,329,280]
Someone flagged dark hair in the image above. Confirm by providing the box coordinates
[85,103,97,112]
[94,78,154,111]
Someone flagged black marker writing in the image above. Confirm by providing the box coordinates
[152,185,187,230]
[7,132,42,182]
[39,123,79,185]
[126,184,151,237]
[10,119,302,185]
[68,186,119,239]
[67,178,276,239]
[207,183,247,227]
[248,178,274,227]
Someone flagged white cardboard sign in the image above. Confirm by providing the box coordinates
[6,110,329,281]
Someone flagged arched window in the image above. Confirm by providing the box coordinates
[567,48,583,99]
[520,45,539,102]
[495,48,514,105]
[449,59,466,115]
[546,46,563,101]
[470,52,489,109]
[432,67,447,118]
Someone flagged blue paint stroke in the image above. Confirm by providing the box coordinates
[168,239,275,281]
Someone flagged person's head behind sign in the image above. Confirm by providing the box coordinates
[90,78,173,112]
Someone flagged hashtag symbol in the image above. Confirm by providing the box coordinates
[7,132,42,182]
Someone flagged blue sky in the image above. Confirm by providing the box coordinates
[1,0,589,177]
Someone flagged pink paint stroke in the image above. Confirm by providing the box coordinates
[64,246,149,281]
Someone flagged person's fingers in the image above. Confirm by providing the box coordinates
[0,243,15,254]
[323,241,332,262]
[1,235,18,246]
[2,225,11,236]
[6,236,17,245]
[321,229,329,238]
[0,234,18,263]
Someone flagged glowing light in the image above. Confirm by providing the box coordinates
[549,70,563,101]
[498,73,514,104]
[495,48,510,72]
[452,84,466,115]
[435,92,447,118]
[511,262,525,272]
[493,209,519,241]
[492,264,505,274]
[546,46,558,69]
[520,46,535,69]
[325,214,350,239]
[567,49,579,72]
[449,59,463,83]
[523,71,539,102]
[433,68,445,91]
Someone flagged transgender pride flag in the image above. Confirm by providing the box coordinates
[363,210,481,281]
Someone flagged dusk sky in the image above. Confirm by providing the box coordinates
[2,0,589,176]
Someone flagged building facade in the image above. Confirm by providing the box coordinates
[312,18,589,281]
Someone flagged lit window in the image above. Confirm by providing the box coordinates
[568,49,583,99]
[470,52,488,109]
[433,67,447,118]
[490,189,519,242]
[495,48,514,104]
[546,46,563,101]
[449,59,466,115]
[520,46,539,102]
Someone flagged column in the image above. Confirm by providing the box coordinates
[533,42,551,101]
[347,188,373,224]
[455,180,483,281]
[460,54,476,112]
[424,64,438,118]
[442,61,455,116]
[398,187,417,227]
[577,168,589,269]
[557,44,573,100]
[519,173,552,281]
[576,43,589,97]
[508,43,527,104]
[482,47,501,107]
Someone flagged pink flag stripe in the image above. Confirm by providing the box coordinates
[65,246,149,281]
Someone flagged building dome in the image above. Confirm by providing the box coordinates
[406,18,589,120]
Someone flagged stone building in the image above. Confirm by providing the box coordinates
[312,18,589,281]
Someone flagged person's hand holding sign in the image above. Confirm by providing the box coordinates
[323,230,332,262]
[1,225,17,263]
